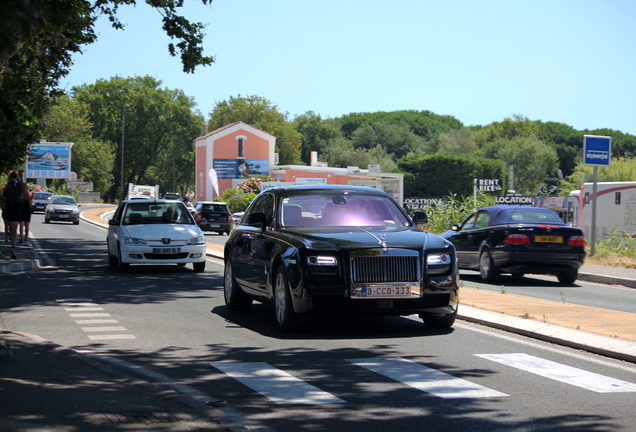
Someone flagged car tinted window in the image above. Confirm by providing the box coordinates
[248,193,275,226]
[280,193,409,227]
[34,193,51,200]
[509,210,562,223]
[202,204,228,212]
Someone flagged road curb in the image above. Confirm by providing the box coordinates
[459,305,636,363]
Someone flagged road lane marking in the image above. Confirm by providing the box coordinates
[75,319,119,324]
[347,357,508,399]
[68,313,112,318]
[476,353,636,393]
[81,327,128,332]
[88,334,137,340]
[210,362,346,405]
[65,307,104,311]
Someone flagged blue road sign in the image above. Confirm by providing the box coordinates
[583,135,611,167]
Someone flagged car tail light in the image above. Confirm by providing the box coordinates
[228,214,232,221]
[504,234,530,245]
[568,236,586,247]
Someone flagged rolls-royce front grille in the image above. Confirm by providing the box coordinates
[351,255,419,283]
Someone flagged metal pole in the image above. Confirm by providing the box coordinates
[590,166,598,256]
[120,104,129,201]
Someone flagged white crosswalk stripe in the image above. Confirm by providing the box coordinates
[210,362,346,405]
[57,298,136,341]
[347,357,508,399]
[476,353,636,393]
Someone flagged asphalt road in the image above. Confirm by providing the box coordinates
[2,209,636,432]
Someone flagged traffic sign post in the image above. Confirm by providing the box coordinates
[583,135,612,256]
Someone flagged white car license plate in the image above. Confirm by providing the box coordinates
[153,247,181,254]
[362,285,411,297]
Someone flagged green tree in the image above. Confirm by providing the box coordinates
[437,127,476,155]
[473,114,540,150]
[292,111,340,164]
[71,75,203,200]
[351,121,429,160]
[221,188,257,213]
[208,95,302,165]
[337,110,463,141]
[321,137,397,172]
[481,136,559,195]
[40,95,115,193]
[0,0,214,172]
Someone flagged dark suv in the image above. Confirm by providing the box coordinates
[194,201,233,235]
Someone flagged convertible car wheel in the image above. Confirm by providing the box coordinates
[224,260,251,310]
[479,250,499,283]
[557,269,578,284]
[274,267,297,330]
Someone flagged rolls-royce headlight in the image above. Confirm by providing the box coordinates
[124,237,147,245]
[307,256,338,266]
[427,253,452,275]
[187,235,205,245]
[427,254,451,265]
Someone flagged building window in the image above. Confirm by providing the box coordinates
[238,138,244,158]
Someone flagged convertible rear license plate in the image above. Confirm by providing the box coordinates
[362,285,411,297]
[535,235,563,243]
[153,247,181,254]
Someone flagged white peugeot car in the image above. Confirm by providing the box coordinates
[107,199,207,272]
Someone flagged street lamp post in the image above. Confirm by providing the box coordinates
[120,104,129,201]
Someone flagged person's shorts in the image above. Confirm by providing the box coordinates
[4,202,22,222]
[19,200,31,223]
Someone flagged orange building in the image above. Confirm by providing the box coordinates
[195,122,404,204]
[195,122,276,201]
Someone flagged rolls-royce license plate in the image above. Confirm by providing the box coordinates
[362,285,411,297]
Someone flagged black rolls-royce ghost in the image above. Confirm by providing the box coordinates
[223,185,459,330]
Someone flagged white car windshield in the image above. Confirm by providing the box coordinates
[280,193,410,227]
[123,202,193,225]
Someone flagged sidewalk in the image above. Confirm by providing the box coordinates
[2,209,636,430]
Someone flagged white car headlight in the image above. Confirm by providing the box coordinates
[186,235,205,245]
[307,255,338,266]
[427,254,451,265]
[124,237,147,245]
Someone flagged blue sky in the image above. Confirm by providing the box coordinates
[60,0,636,135]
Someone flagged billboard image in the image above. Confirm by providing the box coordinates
[213,158,269,179]
[26,143,73,179]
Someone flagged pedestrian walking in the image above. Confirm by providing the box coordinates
[2,171,29,259]
[19,190,34,242]
[0,181,8,242]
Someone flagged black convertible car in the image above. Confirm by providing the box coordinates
[223,185,459,330]
[441,206,586,284]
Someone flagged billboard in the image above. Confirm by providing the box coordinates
[26,143,73,179]
[213,158,269,179]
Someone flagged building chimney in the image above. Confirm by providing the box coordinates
[202,122,208,136]
[311,151,318,166]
